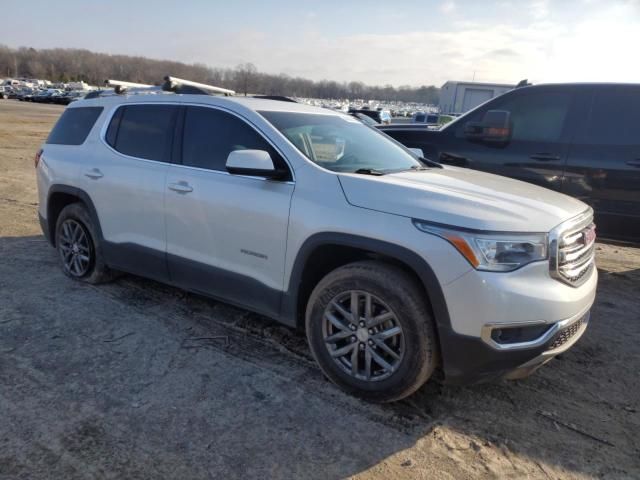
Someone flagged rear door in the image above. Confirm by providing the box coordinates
[86,103,178,281]
[439,87,577,191]
[164,105,294,317]
[564,85,640,242]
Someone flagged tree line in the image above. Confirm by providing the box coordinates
[0,45,440,104]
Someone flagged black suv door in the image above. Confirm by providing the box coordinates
[564,85,640,242]
[439,86,577,191]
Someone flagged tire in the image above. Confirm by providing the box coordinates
[55,203,115,284]
[305,260,438,403]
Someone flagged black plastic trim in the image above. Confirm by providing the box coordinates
[282,232,451,331]
[46,184,104,245]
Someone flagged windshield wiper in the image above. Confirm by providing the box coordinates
[353,168,386,176]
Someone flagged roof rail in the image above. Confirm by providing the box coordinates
[162,76,235,96]
[252,95,297,103]
[83,76,235,100]
[105,79,159,94]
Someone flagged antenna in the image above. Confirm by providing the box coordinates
[162,76,235,96]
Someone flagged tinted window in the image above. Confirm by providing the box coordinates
[499,92,571,142]
[182,106,289,177]
[47,107,103,145]
[110,105,177,161]
[580,88,640,145]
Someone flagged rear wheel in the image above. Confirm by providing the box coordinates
[306,260,438,402]
[55,203,115,284]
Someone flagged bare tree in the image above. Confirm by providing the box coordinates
[0,45,440,104]
[234,62,257,96]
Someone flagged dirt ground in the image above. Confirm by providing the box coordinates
[0,100,638,480]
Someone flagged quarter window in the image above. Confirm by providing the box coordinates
[107,105,178,162]
[181,106,289,178]
[47,107,103,145]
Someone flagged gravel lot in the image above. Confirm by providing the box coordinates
[1,100,639,480]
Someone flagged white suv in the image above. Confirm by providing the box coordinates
[36,80,597,402]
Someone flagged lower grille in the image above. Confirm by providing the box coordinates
[547,316,586,351]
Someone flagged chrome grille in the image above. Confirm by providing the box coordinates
[550,210,596,287]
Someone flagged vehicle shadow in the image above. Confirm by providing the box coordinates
[1,235,638,479]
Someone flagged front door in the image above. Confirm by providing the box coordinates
[164,105,294,317]
[440,88,575,192]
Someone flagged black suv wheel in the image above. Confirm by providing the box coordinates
[306,260,438,402]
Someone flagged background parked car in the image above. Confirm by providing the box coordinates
[412,111,440,125]
[349,108,391,125]
[0,86,9,99]
[379,83,640,243]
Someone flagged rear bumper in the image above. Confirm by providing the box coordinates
[439,307,591,385]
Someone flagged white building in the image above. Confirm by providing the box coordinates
[439,81,515,114]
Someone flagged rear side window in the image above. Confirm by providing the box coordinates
[579,88,640,145]
[181,106,290,177]
[46,107,103,145]
[107,105,178,162]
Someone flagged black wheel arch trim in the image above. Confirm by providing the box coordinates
[46,184,104,246]
[282,232,452,332]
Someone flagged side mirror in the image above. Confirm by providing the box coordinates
[226,150,286,179]
[409,147,424,157]
[464,110,511,144]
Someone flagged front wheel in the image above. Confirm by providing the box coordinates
[305,260,438,403]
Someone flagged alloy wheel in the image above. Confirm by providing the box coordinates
[58,219,92,277]
[322,290,405,382]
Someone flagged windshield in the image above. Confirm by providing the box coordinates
[259,111,423,174]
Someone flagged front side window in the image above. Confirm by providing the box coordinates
[47,107,103,145]
[181,106,290,178]
[107,104,178,162]
[452,91,571,143]
[260,111,423,174]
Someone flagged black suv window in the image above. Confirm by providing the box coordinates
[579,88,640,145]
[107,105,178,161]
[47,107,103,145]
[181,106,290,177]
[498,92,571,142]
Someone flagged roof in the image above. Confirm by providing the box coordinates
[441,80,515,89]
[74,91,342,117]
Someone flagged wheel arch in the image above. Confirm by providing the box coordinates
[46,185,103,246]
[281,233,452,337]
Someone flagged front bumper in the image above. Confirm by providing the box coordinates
[437,259,597,384]
[438,307,591,384]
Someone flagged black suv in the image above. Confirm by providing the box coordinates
[379,83,640,243]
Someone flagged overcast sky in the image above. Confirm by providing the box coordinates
[1,0,639,87]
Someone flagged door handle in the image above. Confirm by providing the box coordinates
[84,168,104,179]
[530,153,561,162]
[626,159,640,167]
[168,181,193,193]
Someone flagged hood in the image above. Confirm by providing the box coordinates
[338,166,589,232]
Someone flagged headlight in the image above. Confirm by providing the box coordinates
[413,220,548,272]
